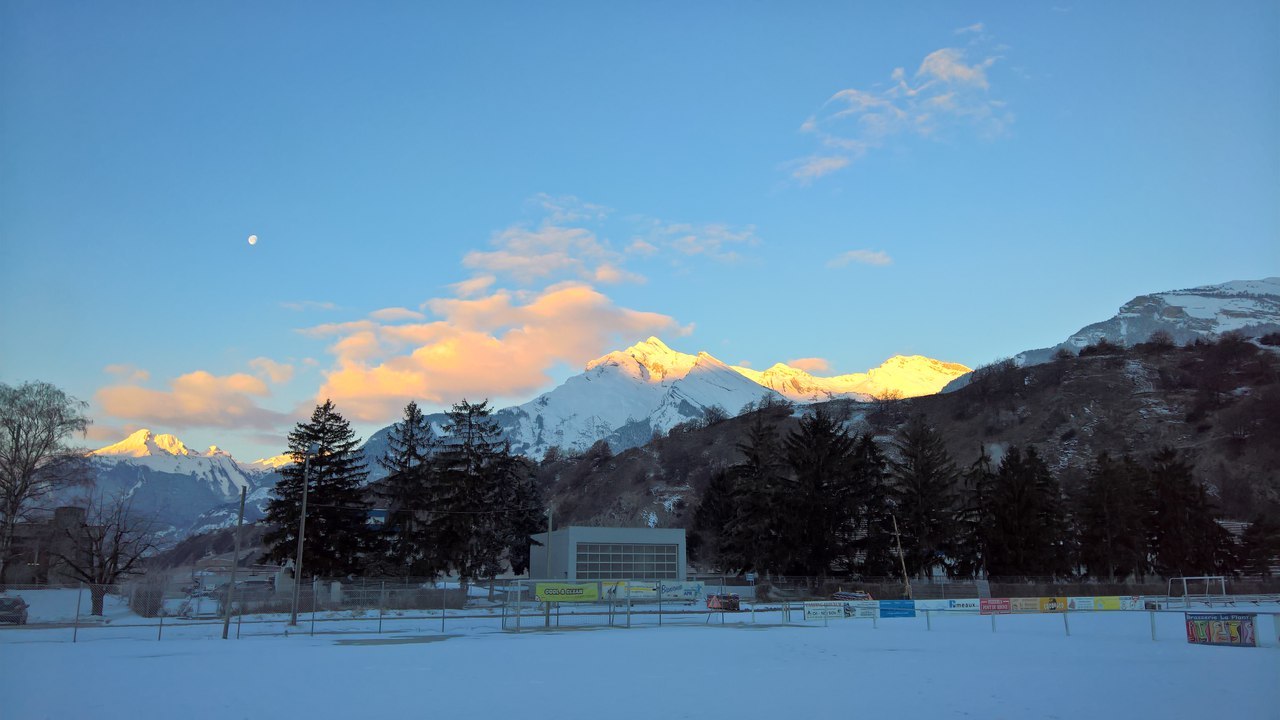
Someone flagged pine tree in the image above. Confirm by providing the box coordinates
[1239,511,1280,578]
[985,445,1065,577]
[725,413,787,573]
[262,400,373,577]
[1075,453,1149,581]
[782,408,859,577]
[889,415,958,578]
[952,445,996,578]
[377,401,437,575]
[424,399,543,586]
[1146,447,1231,576]
[849,434,896,577]
[691,469,741,570]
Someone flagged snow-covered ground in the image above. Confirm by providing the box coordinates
[1,601,1276,719]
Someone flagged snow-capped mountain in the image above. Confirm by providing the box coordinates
[86,430,277,541]
[363,337,969,479]
[1018,277,1280,365]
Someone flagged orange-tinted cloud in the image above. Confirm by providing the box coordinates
[97,370,290,430]
[249,357,294,384]
[788,357,832,373]
[311,282,687,421]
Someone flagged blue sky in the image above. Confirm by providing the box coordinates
[2,1,1277,459]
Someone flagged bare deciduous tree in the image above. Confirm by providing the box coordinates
[56,494,157,615]
[0,381,91,583]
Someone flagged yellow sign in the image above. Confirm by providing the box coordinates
[1039,596,1067,613]
[535,582,599,602]
[1010,598,1040,613]
[1093,596,1122,610]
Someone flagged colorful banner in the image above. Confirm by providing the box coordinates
[804,601,845,620]
[946,598,981,613]
[1185,613,1257,647]
[844,600,878,619]
[1010,598,1041,614]
[980,598,1011,615]
[1039,596,1067,613]
[622,581,706,601]
[1093,596,1122,611]
[1119,596,1145,611]
[879,600,916,618]
[1067,597,1094,611]
[535,582,599,602]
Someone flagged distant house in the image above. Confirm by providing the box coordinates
[3,507,94,585]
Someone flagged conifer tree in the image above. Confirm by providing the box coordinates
[952,445,996,578]
[725,413,787,573]
[692,469,741,569]
[985,445,1068,577]
[262,400,373,577]
[377,401,437,575]
[782,408,859,577]
[889,415,958,578]
[1075,453,1149,581]
[424,399,543,586]
[849,434,896,576]
[1146,447,1231,576]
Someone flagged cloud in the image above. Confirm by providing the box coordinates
[463,224,633,285]
[788,357,831,373]
[791,155,852,181]
[450,275,497,298]
[280,300,338,312]
[827,249,893,268]
[647,222,760,263]
[369,307,427,322]
[104,364,149,383]
[789,32,1012,180]
[626,239,659,257]
[96,370,291,430]
[530,193,611,224]
[309,282,688,422]
[249,357,295,384]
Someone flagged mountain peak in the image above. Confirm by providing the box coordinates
[586,336,698,382]
[92,429,197,458]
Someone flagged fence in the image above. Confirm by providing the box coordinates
[1,577,1277,644]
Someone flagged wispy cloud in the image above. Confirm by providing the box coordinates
[790,28,1012,181]
[280,300,338,312]
[249,357,295,384]
[104,364,149,383]
[827,249,893,268]
[369,307,427,322]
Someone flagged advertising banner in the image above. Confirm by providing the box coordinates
[1039,596,1067,613]
[535,583,599,602]
[844,600,878,619]
[914,599,949,611]
[1010,598,1041,613]
[980,598,1011,615]
[879,600,916,618]
[624,581,705,601]
[1119,596,1145,611]
[1185,613,1257,647]
[1093,596,1122,611]
[946,598,981,613]
[1067,597,1095,611]
[804,601,845,621]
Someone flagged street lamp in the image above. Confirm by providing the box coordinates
[288,444,317,626]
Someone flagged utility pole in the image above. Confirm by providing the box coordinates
[222,485,247,640]
[544,505,553,628]
[289,450,313,626]
[892,514,912,600]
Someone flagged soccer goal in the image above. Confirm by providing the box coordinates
[1167,576,1227,608]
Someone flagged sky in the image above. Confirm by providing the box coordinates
[2,1,1278,460]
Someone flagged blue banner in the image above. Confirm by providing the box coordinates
[879,600,916,618]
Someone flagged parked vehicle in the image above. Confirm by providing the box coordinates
[832,590,874,601]
[0,596,30,625]
[706,593,741,611]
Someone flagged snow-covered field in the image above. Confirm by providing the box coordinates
[2,601,1277,720]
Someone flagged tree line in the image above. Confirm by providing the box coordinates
[693,408,1277,581]
[261,398,545,587]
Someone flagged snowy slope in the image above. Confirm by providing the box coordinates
[362,337,968,476]
[85,430,274,540]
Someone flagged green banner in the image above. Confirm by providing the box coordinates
[535,582,599,602]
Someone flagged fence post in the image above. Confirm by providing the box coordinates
[658,582,663,627]
[1063,610,1070,637]
[1149,611,1157,641]
[157,612,164,641]
[440,582,446,634]
[990,613,996,633]
[310,577,317,637]
[378,581,385,635]
[926,609,932,631]
[236,610,243,639]
[73,582,82,643]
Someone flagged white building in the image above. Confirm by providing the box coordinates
[528,526,687,581]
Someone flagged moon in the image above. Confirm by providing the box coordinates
[248,234,258,246]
